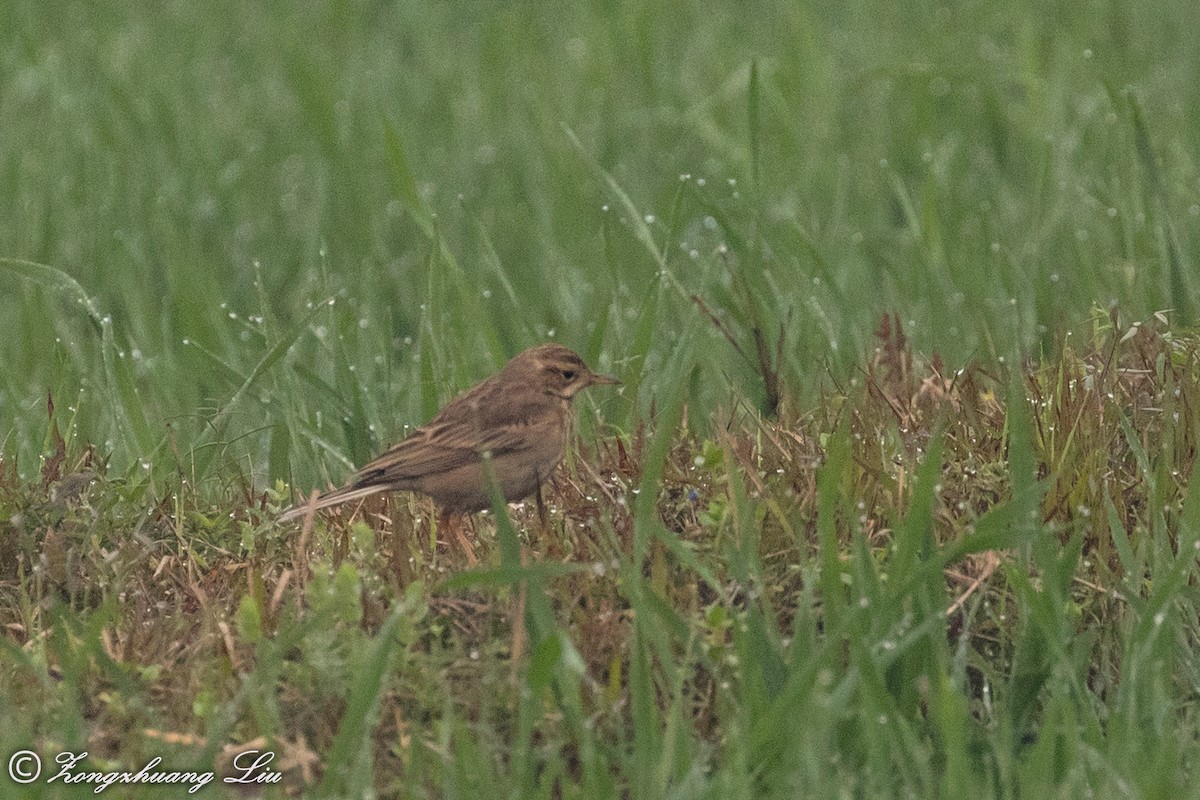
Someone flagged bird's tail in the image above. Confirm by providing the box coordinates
[278,484,390,523]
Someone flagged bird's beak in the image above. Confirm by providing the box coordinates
[589,372,621,386]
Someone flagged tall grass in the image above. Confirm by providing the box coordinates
[3,0,1200,482]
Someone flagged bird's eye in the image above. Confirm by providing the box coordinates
[562,369,577,380]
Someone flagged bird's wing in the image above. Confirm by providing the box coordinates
[348,384,550,488]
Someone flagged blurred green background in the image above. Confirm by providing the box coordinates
[5,5,1200,798]
[2,0,1198,488]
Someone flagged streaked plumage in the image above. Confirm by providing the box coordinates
[279,343,618,522]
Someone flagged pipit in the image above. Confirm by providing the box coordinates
[279,344,619,557]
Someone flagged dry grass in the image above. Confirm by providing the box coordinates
[2,309,1199,796]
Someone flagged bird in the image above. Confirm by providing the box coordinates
[279,344,619,558]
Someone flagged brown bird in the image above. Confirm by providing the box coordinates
[279,344,619,557]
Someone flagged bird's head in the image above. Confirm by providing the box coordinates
[508,343,620,399]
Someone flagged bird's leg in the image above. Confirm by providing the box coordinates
[535,480,548,529]
[439,508,479,566]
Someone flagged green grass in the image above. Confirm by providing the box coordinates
[3,0,1200,797]
[4,0,1200,482]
